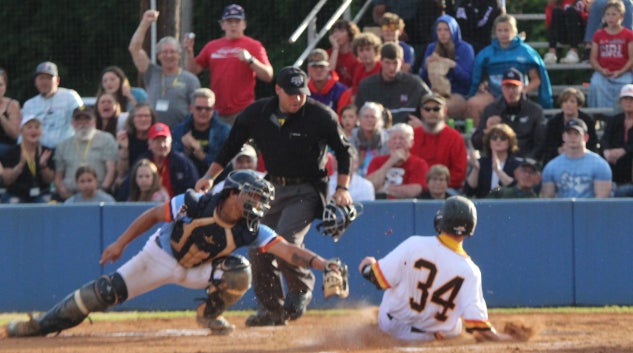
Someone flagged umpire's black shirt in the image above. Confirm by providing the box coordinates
[214,96,351,180]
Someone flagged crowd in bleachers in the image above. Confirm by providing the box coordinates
[2,0,633,203]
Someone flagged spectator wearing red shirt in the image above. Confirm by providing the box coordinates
[411,93,467,190]
[350,32,382,96]
[367,123,428,199]
[184,4,273,125]
[328,19,361,87]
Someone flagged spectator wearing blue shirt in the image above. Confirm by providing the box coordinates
[541,118,612,198]
[466,15,553,126]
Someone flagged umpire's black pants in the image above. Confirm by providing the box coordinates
[249,182,319,314]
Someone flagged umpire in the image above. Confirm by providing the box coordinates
[195,66,353,326]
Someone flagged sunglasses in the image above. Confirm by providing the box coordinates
[195,106,213,112]
[422,106,441,112]
[490,134,509,141]
[381,23,398,31]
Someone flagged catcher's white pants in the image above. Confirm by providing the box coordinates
[116,231,213,300]
[377,309,462,341]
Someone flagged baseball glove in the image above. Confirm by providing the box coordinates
[323,258,349,299]
[503,322,535,341]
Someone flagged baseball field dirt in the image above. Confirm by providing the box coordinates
[2,308,633,352]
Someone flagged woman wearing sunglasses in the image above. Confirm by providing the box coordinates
[464,123,521,198]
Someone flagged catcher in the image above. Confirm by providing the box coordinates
[5,170,349,338]
[359,196,532,342]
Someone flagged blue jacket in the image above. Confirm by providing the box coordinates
[463,155,521,198]
[115,150,200,201]
[468,36,553,108]
[420,14,475,96]
[171,112,231,169]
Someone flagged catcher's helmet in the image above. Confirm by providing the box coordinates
[316,201,363,242]
[223,170,275,231]
[433,196,477,236]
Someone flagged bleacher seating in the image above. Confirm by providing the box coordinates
[512,12,615,122]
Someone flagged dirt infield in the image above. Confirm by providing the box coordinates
[2,309,633,352]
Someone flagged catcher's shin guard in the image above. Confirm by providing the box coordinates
[196,255,251,334]
[7,273,128,337]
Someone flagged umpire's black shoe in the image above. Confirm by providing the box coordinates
[245,310,287,327]
[283,290,313,321]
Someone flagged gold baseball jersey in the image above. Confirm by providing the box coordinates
[371,234,492,340]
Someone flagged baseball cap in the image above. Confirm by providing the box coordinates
[20,114,42,128]
[72,106,96,120]
[148,123,172,139]
[307,49,329,67]
[221,4,245,20]
[235,144,257,159]
[35,61,58,77]
[276,66,310,95]
[564,118,588,134]
[501,67,523,86]
[620,84,633,99]
[421,92,446,106]
[515,157,540,171]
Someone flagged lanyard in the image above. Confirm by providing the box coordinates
[74,138,93,162]
[21,144,37,177]
[161,69,182,97]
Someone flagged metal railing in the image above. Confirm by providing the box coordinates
[289,0,373,68]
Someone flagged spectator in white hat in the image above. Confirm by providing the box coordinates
[601,83,633,196]
[211,143,263,194]
[1,115,55,203]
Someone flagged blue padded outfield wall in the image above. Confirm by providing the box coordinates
[1,199,631,312]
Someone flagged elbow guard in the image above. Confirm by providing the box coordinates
[361,264,384,290]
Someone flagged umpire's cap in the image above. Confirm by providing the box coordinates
[276,66,310,96]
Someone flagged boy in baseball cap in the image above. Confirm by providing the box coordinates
[501,67,524,86]
[564,117,588,135]
[221,4,245,21]
[489,157,541,198]
[34,61,58,77]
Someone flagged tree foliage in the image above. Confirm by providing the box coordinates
[2,0,554,104]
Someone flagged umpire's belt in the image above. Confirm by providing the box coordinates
[267,175,309,186]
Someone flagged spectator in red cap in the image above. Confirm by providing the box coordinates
[116,122,198,200]
[184,3,273,126]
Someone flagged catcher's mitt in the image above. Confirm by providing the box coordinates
[323,258,349,299]
[503,322,535,341]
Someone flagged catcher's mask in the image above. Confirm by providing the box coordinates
[223,170,275,231]
[316,201,363,242]
[433,195,477,236]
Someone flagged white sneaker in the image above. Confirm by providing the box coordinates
[560,50,580,64]
[544,52,557,64]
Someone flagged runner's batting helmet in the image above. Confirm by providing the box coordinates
[434,196,477,236]
[223,170,275,231]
